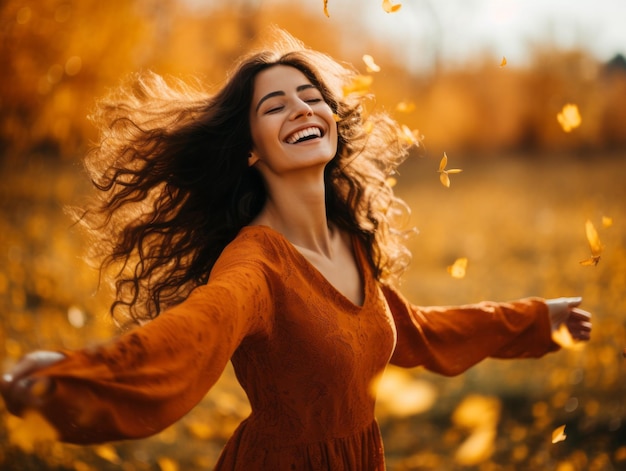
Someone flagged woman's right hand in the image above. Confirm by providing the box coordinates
[0,350,65,416]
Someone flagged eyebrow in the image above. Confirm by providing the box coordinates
[255,84,317,112]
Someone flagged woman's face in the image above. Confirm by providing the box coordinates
[248,65,338,178]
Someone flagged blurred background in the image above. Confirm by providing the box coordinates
[0,0,625,470]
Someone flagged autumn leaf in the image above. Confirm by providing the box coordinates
[399,124,421,146]
[372,366,437,416]
[323,0,329,17]
[602,215,613,228]
[438,152,463,187]
[6,410,59,453]
[385,176,397,188]
[395,101,415,113]
[551,424,567,444]
[557,104,582,132]
[580,219,602,266]
[94,444,122,464]
[362,54,381,73]
[551,323,584,350]
[448,257,468,279]
[500,56,507,67]
[342,74,373,97]
[382,0,402,13]
[158,457,179,471]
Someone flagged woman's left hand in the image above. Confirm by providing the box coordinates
[546,297,592,342]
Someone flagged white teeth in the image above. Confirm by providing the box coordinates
[286,127,322,144]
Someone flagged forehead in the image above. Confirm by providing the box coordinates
[253,65,313,97]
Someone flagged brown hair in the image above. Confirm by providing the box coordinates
[76,28,414,326]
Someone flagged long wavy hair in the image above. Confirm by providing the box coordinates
[77,28,415,326]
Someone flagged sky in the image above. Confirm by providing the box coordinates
[354,0,626,70]
[181,0,626,72]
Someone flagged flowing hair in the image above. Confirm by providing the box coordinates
[76,28,415,326]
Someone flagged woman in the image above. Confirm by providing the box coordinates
[1,29,591,470]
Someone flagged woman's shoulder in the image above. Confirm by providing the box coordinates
[212,225,289,274]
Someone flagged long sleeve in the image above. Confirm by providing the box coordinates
[29,256,273,444]
[382,284,559,376]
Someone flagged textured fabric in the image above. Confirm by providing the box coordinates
[31,225,557,470]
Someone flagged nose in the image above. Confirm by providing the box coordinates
[290,99,314,120]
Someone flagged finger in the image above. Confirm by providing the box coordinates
[565,296,583,308]
[570,308,591,320]
[5,351,66,382]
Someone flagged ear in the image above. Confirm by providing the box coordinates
[248,151,260,167]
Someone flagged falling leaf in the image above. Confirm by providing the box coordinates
[323,0,329,17]
[399,124,421,146]
[500,56,507,67]
[342,74,373,97]
[332,113,341,122]
[438,152,463,188]
[6,410,59,453]
[395,101,415,113]
[452,395,501,466]
[158,457,179,471]
[93,444,122,464]
[372,367,437,416]
[579,219,602,266]
[385,176,397,188]
[362,54,381,73]
[448,257,468,279]
[382,0,402,13]
[602,216,613,228]
[552,424,567,444]
[551,323,583,350]
[455,427,497,466]
[557,104,582,132]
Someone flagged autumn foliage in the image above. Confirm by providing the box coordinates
[1,0,626,470]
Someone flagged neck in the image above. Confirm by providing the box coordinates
[254,171,333,256]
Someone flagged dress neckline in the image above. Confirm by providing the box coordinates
[241,225,369,311]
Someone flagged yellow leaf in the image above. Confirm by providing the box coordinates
[439,172,451,188]
[500,56,507,67]
[454,427,497,466]
[602,215,613,228]
[6,410,59,453]
[438,152,462,187]
[362,54,381,73]
[452,395,501,466]
[372,367,437,416]
[158,457,179,471]
[395,101,415,113]
[552,424,567,444]
[551,323,583,350]
[323,0,329,17]
[382,0,402,13]
[342,74,373,97]
[557,104,581,132]
[400,124,420,146]
[579,219,602,266]
[448,257,468,279]
[93,444,121,464]
[438,152,448,172]
[585,219,603,255]
[385,177,397,188]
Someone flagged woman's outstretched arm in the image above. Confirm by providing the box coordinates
[0,258,272,444]
[383,285,591,375]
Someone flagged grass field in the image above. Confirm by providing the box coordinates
[0,152,624,470]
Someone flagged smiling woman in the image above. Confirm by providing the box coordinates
[0,27,591,471]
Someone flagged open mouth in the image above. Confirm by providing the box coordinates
[285,126,324,144]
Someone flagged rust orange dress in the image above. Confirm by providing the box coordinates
[32,225,557,470]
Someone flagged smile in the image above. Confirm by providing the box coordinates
[285,126,324,144]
